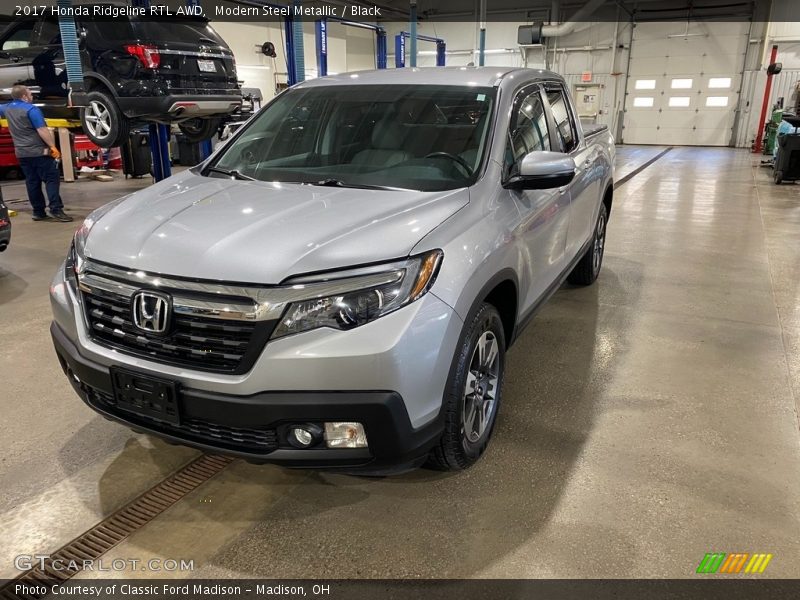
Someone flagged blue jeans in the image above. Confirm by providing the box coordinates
[18,155,63,216]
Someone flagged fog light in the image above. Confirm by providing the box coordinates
[287,423,323,448]
[324,422,368,449]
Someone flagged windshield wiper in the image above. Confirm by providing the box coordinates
[308,178,398,191]
[205,166,255,181]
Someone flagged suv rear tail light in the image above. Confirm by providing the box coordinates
[125,44,161,69]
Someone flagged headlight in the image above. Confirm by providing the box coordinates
[64,240,80,282]
[271,250,443,339]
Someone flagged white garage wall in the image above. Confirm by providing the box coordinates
[383,21,523,68]
[379,20,630,133]
[549,21,631,135]
[213,15,378,100]
[212,21,282,100]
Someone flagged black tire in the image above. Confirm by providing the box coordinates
[428,303,506,471]
[774,170,783,185]
[80,90,129,148]
[178,118,221,143]
[567,202,608,286]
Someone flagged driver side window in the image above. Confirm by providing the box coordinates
[505,87,550,178]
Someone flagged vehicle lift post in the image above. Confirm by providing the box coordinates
[394,32,445,68]
[53,0,85,181]
[753,44,779,155]
[127,0,172,181]
[185,0,213,159]
[315,18,388,77]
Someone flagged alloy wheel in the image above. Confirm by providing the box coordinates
[462,330,500,443]
[592,212,606,275]
[84,101,112,139]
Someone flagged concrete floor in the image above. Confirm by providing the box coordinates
[1,147,799,579]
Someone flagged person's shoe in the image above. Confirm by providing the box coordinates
[32,213,53,221]
[49,210,74,222]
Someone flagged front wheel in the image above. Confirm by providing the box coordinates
[428,303,506,471]
[567,202,608,286]
[774,170,783,185]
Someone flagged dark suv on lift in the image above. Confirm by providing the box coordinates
[0,8,241,147]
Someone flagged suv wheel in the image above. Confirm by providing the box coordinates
[567,202,608,286]
[428,302,505,471]
[178,118,221,143]
[81,90,129,148]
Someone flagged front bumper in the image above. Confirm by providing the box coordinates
[51,322,443,471]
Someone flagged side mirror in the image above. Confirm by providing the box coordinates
[504,151,576,190]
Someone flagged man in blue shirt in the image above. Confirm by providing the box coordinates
[0,85,72,222]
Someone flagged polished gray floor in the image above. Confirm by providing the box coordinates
[1,147,799,579]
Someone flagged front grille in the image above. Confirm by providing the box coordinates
[87,387,278,453]
[81,287,271,374]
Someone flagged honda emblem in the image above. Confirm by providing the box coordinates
[132,291,171,334]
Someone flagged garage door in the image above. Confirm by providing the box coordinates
[623,22,749,146]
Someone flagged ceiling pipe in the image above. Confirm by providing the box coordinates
[541,0,605,37]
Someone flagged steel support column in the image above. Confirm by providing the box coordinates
[315,18,328,77]
[409,1,417,67]
[292,0,305,83]
[148,123,172,182]
[376,28,387,69]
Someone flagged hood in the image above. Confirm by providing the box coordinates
[83,171,468,283]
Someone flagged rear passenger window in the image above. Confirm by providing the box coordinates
[505,87,550,177]
[546,87,578,153]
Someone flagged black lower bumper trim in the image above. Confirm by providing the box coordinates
[51,323,442,471]
[116,94,240,119]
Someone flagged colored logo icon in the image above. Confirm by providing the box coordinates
[697,553,773,574]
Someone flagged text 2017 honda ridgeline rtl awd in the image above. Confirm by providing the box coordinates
[50,68,615,473]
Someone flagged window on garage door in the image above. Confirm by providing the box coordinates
[505,86,550,178]
[545,85,578,153]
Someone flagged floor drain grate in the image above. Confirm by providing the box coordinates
[0,454,234,599]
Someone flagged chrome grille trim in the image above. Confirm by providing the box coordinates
[82,290,256,371]
[78,260,404,322]
[79,272,258,321]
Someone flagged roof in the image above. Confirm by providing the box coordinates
[296,66,565,89]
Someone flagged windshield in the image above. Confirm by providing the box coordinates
[207,84,496,192]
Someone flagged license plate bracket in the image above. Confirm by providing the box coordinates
[197,59,216,73]
[111,367,181,425]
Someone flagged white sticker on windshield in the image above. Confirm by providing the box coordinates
[476,94,486,101]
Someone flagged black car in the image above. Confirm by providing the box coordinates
[0,192,10,252]
[0,8,241,147]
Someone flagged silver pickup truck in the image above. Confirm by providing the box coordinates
[50,67,614,473]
